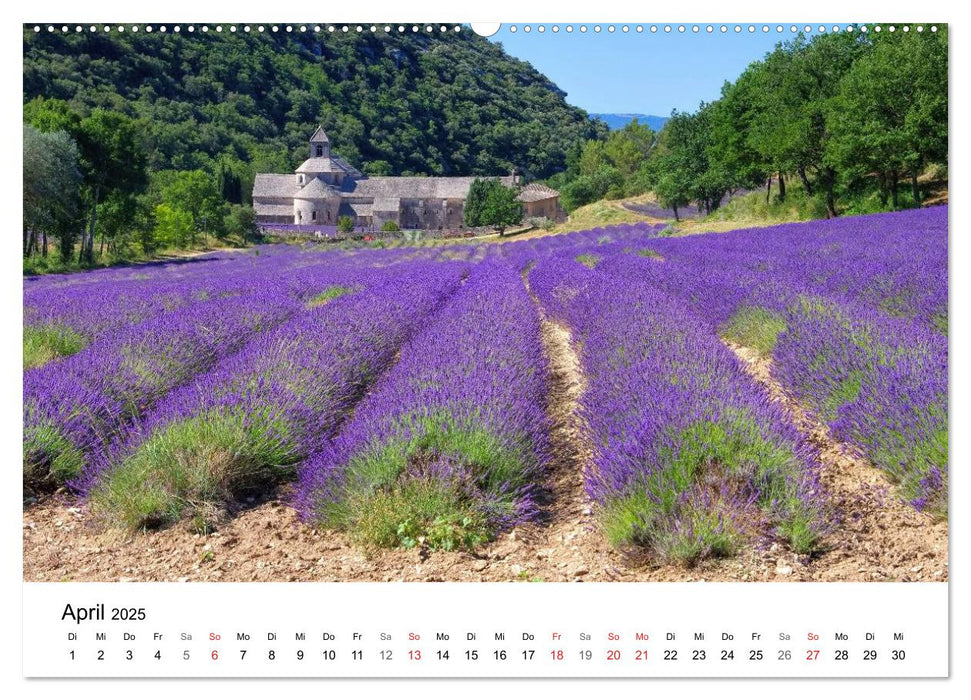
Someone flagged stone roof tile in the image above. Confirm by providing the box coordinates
[517,182,560,202]
[344,175,515,200]
[253,174,300,198]
[294,178,341,200]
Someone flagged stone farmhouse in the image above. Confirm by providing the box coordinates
[253,127,561,231]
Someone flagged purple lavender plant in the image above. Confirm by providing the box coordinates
[529,253,826,561]
[85,262,467,530]
[296,258,551,550]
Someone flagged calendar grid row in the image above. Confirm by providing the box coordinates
[24,582,947,678]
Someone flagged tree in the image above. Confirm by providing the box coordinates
[380,220,401,232]
[215,157,245,204]
[24,29,604,183]
[153,204,194,249]
[74,110,148,263]
[577,140,610,176]
[225,205,260,244]
[604,119,655,178]
[463,178,523,235]
[337,215,355,234]
[23,126,83,260]
[707,74,771,196]
[652,108,731,216]
[23,97,80,136]
[826,29,947,209]
[160,170,227,246]
[744,33,863,215]
[644,153,693,221]
[96,192,139,257]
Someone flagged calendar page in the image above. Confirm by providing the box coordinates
[17,1,955,693]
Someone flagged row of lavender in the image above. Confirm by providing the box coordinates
[86,261,468,530]
[24,247,463,493]
[295,258,551,550]
[529,253,826,560]
[22,246,395,369]
[22,207,946,559]
[543,207,948,516]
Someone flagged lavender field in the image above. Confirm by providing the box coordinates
[23,206,948,568]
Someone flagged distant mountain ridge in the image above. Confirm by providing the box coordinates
[591,113,668,132]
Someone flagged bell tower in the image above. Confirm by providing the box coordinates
[310,126,331,158]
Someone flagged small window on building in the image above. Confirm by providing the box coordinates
[311,210,317,221]
[316,145,323,157]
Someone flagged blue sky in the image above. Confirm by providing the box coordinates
[488,25,800,115]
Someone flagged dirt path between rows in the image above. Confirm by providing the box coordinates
[724,342,948,582]
[21,333,948,584]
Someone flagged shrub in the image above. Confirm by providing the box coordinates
[337,216,355,234]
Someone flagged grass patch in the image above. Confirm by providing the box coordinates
[600,412,819,562]
[306,285,356,309]
[546,198,657,236]
[575,254,600,269]
[721,307,787,356]
[352,478,489,551]
[316,413,533,550]
[635,248,663,260]
[23,324,88,369]
[90,408,304,531]
[818,371,864,422]
[23,420,86,490]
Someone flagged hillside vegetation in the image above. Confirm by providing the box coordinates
[23,27,604,269]
[24,28,602,183]
[551,27,947,223]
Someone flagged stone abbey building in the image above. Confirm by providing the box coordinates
[253,127,560,231]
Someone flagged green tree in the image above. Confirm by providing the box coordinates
[337,215,355,234]
[153,204,194,249]
[75,110,148,263]
[578,140,610,176]
[744,34,863,214]
[24,29,604,183]
[708,72,771,195]
[654,108,731,216]
[160,170,227,246]
[23,125,83,260]
[225,205,260,244]
[826,29,947,209]
[463,178,523,235]
[604,119,655,178]
[23,97,80,136]
[96,192,139,257]
[644,152,693,221]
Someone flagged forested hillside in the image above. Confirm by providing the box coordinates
[23,27,606,269]
[23,28,604,185]
[551,28,948,219]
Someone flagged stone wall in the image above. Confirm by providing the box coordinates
[294,198,340,226]
[524,197,558,221]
